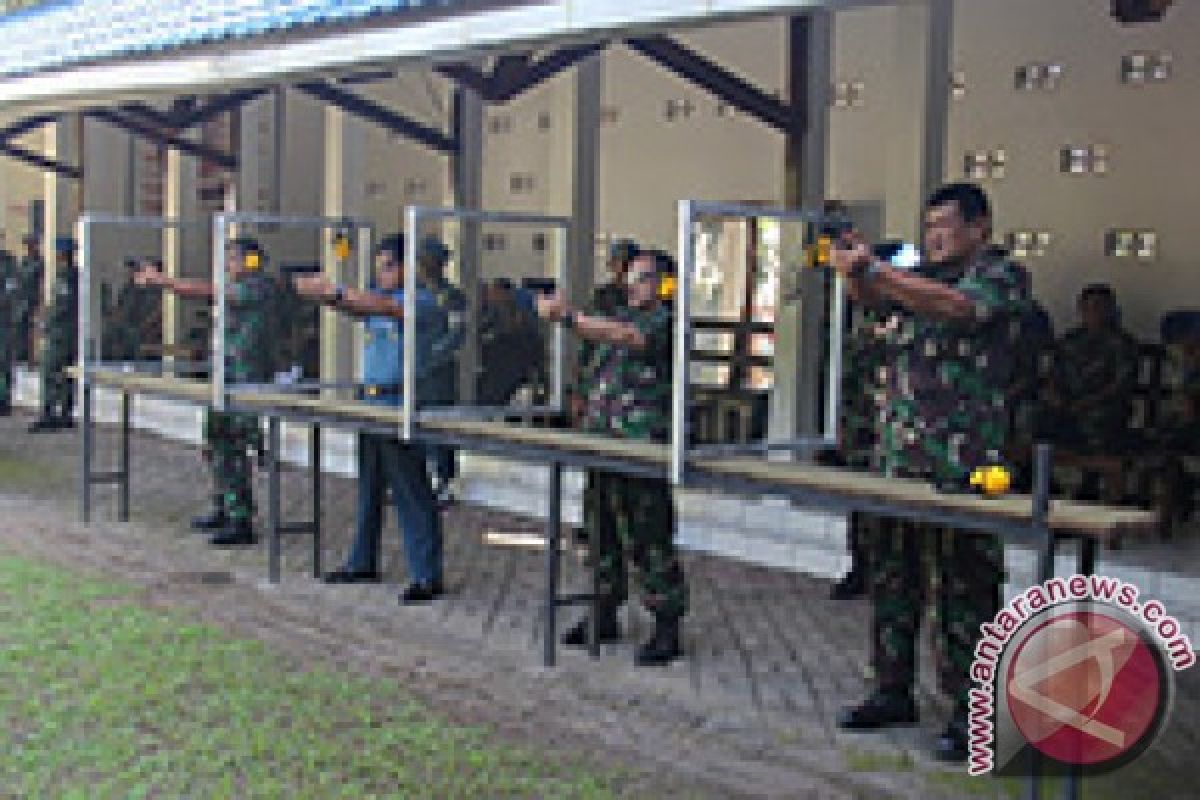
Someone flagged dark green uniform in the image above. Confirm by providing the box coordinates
[14,251,43,364]
[1045,325,1140,453]
[205,271,277,524]
[104,278,162,362]
[869,248,1031,712]
[579,303,687,623]
[0,251,17,410]
[836,308,891,588]
[39,258,78,422]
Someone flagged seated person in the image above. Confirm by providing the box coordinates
[1040,284,1139,454]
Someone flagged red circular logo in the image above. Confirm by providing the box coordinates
[1005,610,1164,766]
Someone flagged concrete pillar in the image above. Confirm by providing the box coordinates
[451,85,484,405]
[163,137,200,358]
[883,0,953,240]
[770,11,833,445]
[42,115,81,309]
[321,105,366,386]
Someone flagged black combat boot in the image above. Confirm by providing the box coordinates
[634,616,683,667]
[562,604,620,647]
[191,497,227,531]
[837,689,918,730]
[27,410,60,433]
[209,518,254,547]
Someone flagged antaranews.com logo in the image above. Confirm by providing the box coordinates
[967,574,1195,776]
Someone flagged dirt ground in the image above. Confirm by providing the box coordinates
[1,410,1195,798]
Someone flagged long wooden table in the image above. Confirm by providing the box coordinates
[78,370,1159,670]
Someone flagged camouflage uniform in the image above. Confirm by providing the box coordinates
[1044,325,1140,453]
[870,248,1031,711]
[427,276,466,488]
[205,271,277,524]
[0,251,17,409]
[580,303,687,622]
[837,308,890,583]
[14,251,43,363]
[104,278,161,362]
[39,259,78,421]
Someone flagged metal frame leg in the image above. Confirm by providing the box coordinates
[1061,535,1098,800]
[267,416,282,584]
[118,391,131,522]
[1027,443,1054,800]
[543,461,562,667]
[311,425,322,579]
[80,381,92,524]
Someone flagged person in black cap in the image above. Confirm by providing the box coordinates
[14,233,43,364]
[28,237,78,432]
[133,237,280,546]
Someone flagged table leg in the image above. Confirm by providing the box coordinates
[543,461,563,667]
[311,425,322,579]
[118,390,131,522]
[267,417,282,584]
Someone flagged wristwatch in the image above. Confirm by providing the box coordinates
[332,285,346,305]
[562,310,577,330]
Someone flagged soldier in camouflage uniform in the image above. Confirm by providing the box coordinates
[28,238,79,432]
[571,239,639,427]
[829,306,890,599]
[105,259,163,362]
[134,237,277,546]
[0,248,19,414]
[832,184,1032,763]
[1041,284,1139,454]
[14,234,43,365]
[416,236,466,506]
[537,248,687,667]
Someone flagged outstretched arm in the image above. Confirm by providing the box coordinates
[133,265,214,300]
[293,274,404,319]
[536,292,649,351]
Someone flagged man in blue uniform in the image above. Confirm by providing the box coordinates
[297,233,448,605]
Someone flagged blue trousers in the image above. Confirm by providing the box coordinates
[344,433,443,586]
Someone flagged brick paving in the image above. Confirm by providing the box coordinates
[1,410,1197,798]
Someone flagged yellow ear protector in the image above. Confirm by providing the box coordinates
[657,273,678,300]
[243,251,262,270]
[969,465,1012,497]
[333,233,352,261]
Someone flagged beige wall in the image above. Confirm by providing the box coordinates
[828,0,1199,340]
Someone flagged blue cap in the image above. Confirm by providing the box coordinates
[54,236,76,254]
[418,235,450,265]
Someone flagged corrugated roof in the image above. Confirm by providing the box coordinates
[0,0,465,79]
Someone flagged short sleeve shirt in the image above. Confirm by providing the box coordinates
[579,304,673,442]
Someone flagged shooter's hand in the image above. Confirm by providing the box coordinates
[293,274,335,302]
[535,291,570,323]
[828,232,873,279]
[132,266,167,289]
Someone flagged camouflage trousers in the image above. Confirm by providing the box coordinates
[204,410,260,522]
[39,343,74,417]
[870,517,1002,710]
[584,470,688,622]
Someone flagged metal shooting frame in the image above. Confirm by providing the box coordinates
[672,200,846,485]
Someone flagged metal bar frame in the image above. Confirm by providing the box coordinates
[77,213,208,522]
[212,212,375,410]
[401,205,572,442]
[672,200,845,485]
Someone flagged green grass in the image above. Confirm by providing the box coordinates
[0,555,622,799]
